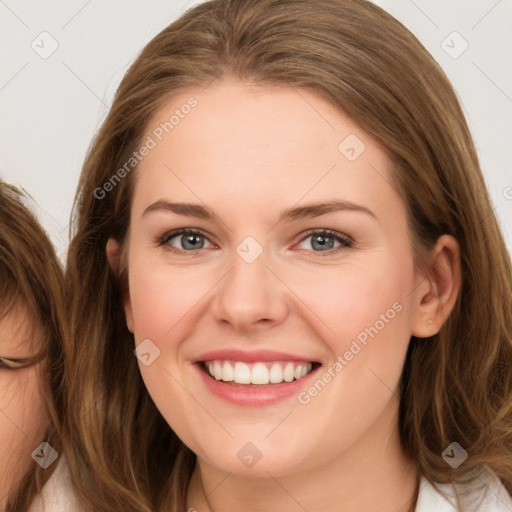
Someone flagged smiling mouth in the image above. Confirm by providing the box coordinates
[201,360,321,386]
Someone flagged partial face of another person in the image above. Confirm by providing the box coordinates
[0,303,48,503]
[112,77,438,477]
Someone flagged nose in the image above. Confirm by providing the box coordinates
[211,244,289,333]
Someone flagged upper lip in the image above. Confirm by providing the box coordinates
[192,349,320,364]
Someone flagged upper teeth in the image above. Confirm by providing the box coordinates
[205,360,313,385]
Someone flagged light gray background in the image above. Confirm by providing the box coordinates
[1,0,511,262]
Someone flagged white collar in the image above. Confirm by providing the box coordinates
[415,466,512,511]
[27,456,84,512]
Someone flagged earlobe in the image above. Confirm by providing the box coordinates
[411,235,461,338]
[106,238,135,333]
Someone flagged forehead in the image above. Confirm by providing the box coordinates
[132,78,401,222]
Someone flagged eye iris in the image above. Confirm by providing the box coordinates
[170,231,343,252]
[312,234,334,251]
[182,233,204,250]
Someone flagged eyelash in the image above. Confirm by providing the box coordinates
[156,228,354,256]
[0,357,33,370]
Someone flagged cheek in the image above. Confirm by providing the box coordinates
[253,264,415,472]
[127,243,417,475]
[128,257,218,343]
[0,367,48,493]
[128,244,416,364]
[283,253,415,350]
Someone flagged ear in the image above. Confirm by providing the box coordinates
[106,238,134,333]
[411,234,461,338]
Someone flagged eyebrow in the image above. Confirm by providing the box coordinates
[142,199,377,223]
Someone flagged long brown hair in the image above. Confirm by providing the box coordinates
[64,0,512,510]
[0,182,66,511]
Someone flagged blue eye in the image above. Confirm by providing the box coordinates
[296,229,353,254]
[159,228,212,251]
[157,228,353,255]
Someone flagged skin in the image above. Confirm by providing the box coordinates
[0,303,49,507]
[107,76,461,512]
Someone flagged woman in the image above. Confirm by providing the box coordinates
[0,182,67,511]
[63,0,512,510]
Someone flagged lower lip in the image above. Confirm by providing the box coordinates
[194,363,320,406]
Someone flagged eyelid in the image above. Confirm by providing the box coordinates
[158,227,216,250]
[0,354,44,369]
[158,227,353,255]
[295,228,354,245]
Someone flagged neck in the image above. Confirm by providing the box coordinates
[186,403,420,512]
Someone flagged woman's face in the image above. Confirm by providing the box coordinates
[0,304,48,503]
[115,77,434,477]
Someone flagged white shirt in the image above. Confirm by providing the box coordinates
[416,466,512,511]
[28,459,512,512]
[27,456,84,512]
